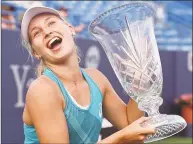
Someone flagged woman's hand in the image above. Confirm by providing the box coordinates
[121,117,156,144]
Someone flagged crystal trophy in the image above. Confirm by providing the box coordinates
[88,2,187,143]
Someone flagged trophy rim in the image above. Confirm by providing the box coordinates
[88,2,155,36]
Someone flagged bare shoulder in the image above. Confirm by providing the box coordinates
[26,75,63,106]
[83,68,109,95]
[27,75,58,97]
[84,68,107,81]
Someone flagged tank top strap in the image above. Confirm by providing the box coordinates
[80,68,94,87]
[80,68,103,101]
[42,68,70,107]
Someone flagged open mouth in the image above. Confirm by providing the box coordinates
[47,37,62,50]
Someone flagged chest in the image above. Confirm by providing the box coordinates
[63,80,91,107]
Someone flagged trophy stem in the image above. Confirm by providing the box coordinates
[137,96,187,143]
[138,96,163,116]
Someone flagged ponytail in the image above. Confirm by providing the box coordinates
[36,60,45,77]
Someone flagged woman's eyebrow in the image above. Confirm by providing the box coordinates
[30,16,55,34]
[30,26,39,34]
[44,16,54,24]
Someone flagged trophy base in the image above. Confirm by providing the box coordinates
[140,114,187,143]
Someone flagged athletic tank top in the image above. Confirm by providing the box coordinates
[24,68,103,144]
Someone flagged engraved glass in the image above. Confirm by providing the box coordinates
[88,2,187,143]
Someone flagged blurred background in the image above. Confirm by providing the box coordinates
[1,1,192,143]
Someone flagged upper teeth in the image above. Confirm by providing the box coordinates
[48,37,60,48]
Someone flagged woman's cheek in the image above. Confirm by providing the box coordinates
[32,39,42,51]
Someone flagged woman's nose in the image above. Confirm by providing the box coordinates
[44,31,53,39]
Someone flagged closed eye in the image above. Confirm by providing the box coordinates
[48,21,55,27]
[33,30,41,37]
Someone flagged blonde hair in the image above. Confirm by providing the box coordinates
[36,59,46,77]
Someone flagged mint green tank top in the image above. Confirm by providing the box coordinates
[24,68,103,144]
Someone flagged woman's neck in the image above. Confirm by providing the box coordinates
[46,53,83,83]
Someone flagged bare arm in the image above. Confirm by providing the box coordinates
[26,76,69,143]
[88,69,144,130]
[100,71,144,129]
[93,69,153,143]
[127,99,145,124]
[102,75,129,129]
[97,117,155,144]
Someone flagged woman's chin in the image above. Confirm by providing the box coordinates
[47,48,74,64]
[51,54,72,64]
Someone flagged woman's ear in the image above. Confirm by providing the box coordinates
[64,21,76,36]
[69,24,76,36]
[72,31,76,36]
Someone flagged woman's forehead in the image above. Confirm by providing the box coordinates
[28,13,59,30]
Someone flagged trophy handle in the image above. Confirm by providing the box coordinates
[138,96,163,116]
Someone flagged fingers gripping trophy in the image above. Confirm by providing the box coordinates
[88,2,187,143]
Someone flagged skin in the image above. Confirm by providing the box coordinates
[23,12,155,143]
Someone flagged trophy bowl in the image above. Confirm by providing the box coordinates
[88,2,187,143]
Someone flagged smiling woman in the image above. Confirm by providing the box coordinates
[21,6,155,144]
[22,8,78,77]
